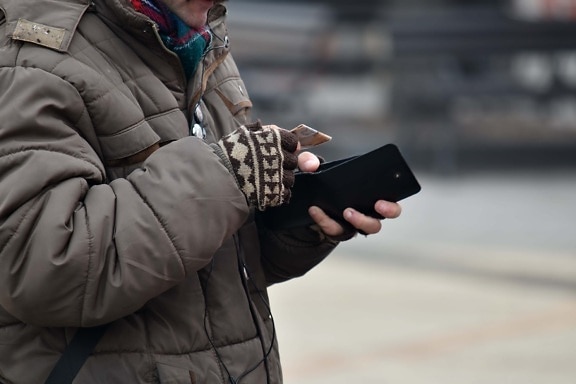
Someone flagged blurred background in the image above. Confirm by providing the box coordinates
[226,0,576,383]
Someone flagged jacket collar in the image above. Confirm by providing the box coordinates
[0,0,92,51]
[0,0,228,53]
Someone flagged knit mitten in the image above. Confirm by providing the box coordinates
[213,122,298,210]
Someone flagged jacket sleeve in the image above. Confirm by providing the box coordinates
[256,221,340,285]
[0,66,249,327]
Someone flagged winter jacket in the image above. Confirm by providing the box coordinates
[0,0,339,383]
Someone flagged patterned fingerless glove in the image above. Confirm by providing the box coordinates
[213,122,298,210]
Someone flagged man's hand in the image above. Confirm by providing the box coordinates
[215,122,298,210]
[297,151,402,238]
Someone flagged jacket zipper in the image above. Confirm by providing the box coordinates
[148,22,188,87]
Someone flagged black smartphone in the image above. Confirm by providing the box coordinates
[260,144,421,230]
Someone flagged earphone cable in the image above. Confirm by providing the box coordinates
[201,259,238,384]
[234,261,277,383]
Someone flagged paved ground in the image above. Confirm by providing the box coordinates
[268,170,576,384]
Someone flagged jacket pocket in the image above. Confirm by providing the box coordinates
[213,78,253,120]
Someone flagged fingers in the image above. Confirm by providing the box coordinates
[343,201,401,234]
[308,206,346,237]
[263,125,320,172]
[275,128,298,170]
[282,151,298,170]
[375,200,402,219]
[342,208,382,235]
[264,124,319,172]
[278,128,298,153]
[309,206,383,238]
[298,151,320,172]
[309,200,403,238]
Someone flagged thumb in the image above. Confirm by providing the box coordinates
[298,151,320,172]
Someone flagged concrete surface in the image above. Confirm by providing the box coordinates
[268,170,576,384]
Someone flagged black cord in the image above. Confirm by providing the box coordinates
[234,260,277,383]
[201,240,277,384]
[201,259,238,384]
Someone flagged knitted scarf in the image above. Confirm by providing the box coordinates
[130,0,212,78]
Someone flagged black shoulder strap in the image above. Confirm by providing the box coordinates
[44,325,108,384]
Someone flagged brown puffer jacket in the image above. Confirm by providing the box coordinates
[0,0,339,383]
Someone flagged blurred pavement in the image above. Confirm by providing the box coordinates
[269,170,576,384]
